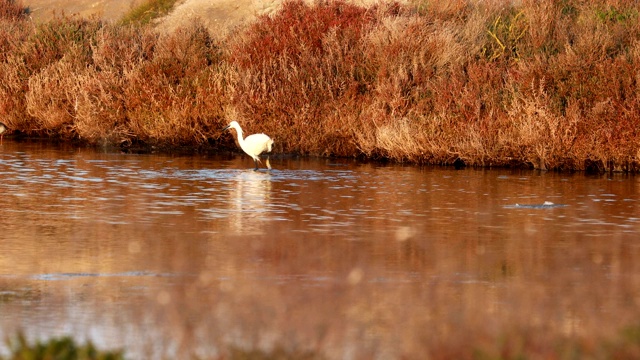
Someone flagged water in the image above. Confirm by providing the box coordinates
[0,141,639,358]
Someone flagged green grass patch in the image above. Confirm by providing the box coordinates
[119,0,180,26]
[595,6,638,23]
[3,333,123,360]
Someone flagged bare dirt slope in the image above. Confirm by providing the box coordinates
[25,0,305,32]
[26,0,135,22]
[155,0,279,33]
[25,0,384,33]
[25,0,277,31]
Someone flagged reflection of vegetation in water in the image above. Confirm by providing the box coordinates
[0,287,41,304]
[227,346,324,360]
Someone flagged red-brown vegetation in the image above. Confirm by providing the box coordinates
[0,0,640,170]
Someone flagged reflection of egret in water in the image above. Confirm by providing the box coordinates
[227,170,273,234]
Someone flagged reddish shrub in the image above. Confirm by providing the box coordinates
[230,0,375,68]
[0,0,27,21]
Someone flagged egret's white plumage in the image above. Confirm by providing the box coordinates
[0,122,7,145]
[223,120,274,170]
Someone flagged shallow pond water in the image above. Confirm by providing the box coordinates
[0,140,639,358]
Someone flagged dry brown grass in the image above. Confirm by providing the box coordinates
[0,0,640,170]
[1,9,228,147]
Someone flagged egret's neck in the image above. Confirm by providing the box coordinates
[234,127,245,144]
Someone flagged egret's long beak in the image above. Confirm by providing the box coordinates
[222,124,231,131]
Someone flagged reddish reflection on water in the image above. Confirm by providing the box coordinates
[0,141,639,358]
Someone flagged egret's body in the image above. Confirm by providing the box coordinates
[223,121,274,170]
[0,122,7,145]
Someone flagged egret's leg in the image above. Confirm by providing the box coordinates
[266,156,271,170]
[253,158,259,171]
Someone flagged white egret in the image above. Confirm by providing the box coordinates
[223,120,274,170]
[0,122,7,145]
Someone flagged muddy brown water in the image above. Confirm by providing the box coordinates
[0,141,639,358]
